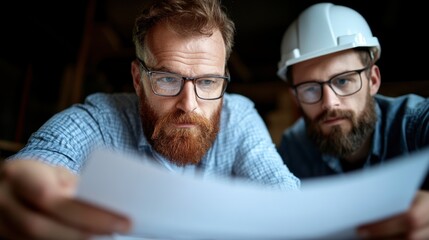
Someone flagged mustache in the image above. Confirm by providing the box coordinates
[152,111,208,139]
[171,112,203,124]
[315,109,354,123]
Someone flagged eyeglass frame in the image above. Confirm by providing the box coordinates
[137,58,230,100]
[290,65,371,104]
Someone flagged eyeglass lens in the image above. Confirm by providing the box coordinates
[295,70,363,104]
[150,72,227,99]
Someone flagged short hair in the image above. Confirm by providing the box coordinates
[132,0,235,64]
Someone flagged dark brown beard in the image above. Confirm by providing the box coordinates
[139,94,221,166]
[304,93,377,158]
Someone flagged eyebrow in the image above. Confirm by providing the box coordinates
[150,66,226,78]
[311,67,366,82]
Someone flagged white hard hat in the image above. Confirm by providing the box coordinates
[277,2,381,81]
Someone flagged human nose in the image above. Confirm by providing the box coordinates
[320,83,340,110]
[176,81,198,112]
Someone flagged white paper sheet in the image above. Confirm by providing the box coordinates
[76,147,429,240]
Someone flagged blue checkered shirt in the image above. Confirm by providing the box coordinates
[9,92,300,190]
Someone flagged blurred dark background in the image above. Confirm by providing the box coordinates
[1,0,429,158]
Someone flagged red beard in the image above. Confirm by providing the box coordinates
[139,96,221,166]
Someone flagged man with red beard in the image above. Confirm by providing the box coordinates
[277,2,429,239]
[0,0,299,239]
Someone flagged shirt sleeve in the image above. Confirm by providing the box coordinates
[6,93,140,173]
[6,103,104,173]
[409,97,429,148]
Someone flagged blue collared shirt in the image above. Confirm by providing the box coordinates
[278,94,429,189]
[9,92,300,190]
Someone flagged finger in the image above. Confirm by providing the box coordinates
[5,201,92,240]
[359,191,429,239]
[0,180,91,240]
[403,191,429,239]
[4,160,130,235]
[357,213,409,239]
[410,225,429,240]
[38,165,131,233]
[47,198,131,234]
[408,191,429,228]
[0,180,25,239]
[4,160,71,199]
[54,164,79,195]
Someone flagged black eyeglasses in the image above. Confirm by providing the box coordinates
[291,65,370,104]
[137,58,230,100]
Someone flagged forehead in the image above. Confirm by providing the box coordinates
[292,50,361,82]
[146,21,226,73]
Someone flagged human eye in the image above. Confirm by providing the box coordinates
[151,73,182,94]
[196,77,221,89]
[331,73,356,89]
[296,82,321,103]
[155,73,181,84]
[298,82,319,94]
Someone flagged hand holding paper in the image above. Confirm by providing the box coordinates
[77,148,429,239]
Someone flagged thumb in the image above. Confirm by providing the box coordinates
[4,160,77,208]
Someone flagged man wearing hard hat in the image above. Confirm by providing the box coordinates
[277,2,429,239]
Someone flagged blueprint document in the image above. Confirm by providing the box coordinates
[76,148,429,240]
